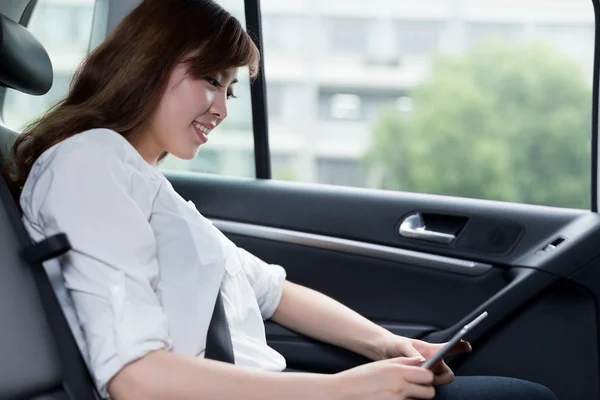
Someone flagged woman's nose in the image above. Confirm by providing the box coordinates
[210,93,228,120]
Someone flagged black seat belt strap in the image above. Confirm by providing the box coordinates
[21,236,102,400]
[21,233,71,264]
[0,177,101,400]
[204,290,235,364]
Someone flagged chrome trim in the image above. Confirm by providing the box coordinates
[399,212,456,245]
[212,219,492,276]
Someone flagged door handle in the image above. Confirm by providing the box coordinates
[399,213,456,245]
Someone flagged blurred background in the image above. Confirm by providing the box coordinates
[2,0,595,208]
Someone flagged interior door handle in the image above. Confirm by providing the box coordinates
[399,213,456,245]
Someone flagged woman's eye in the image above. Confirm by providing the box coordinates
[227,92,237,100]
[206,77,221,88]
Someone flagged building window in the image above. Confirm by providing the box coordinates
[326,17,369,54]
[396,20,445,56]
[262,15,307,54]
[329,94,362,120]
[466,22,524,47]
[318,90,409,122]
[267,83,309,121]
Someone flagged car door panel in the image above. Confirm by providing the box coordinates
[167,171,600,400]
[168,173,589,269]
[452,280,599,400]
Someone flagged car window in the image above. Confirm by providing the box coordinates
[2,0,97,130]
[2,0,594,209]
[260,0,594,209]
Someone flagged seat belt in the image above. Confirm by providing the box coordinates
[0,177,101,400]
[204,290,235,363]
[2,170,233,396]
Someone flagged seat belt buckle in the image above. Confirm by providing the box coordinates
[21,233,71,264]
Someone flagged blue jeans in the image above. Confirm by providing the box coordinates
[434,376,558,400]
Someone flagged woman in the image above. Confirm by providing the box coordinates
[3,0,557,399]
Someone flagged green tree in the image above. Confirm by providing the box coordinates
[366,41,592,209]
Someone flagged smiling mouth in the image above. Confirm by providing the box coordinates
[192,121,212,143]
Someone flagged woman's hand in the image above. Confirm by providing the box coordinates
[332,356,436,400]
[374,334,472,386]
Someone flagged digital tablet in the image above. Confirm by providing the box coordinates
[421,311,488,370]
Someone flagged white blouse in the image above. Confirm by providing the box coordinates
[19,128,287,398]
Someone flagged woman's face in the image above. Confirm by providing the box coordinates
[139,62,238,165]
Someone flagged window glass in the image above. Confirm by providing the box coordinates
[2,0,97,130]
[327,17,369,53]
[317,157,367,187]
[264,0,594,209]
[465,22,524,47]
[396,20,445,56]
[267,83,309,121]
[263,15,307,54]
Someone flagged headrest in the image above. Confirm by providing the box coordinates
[0,13,52,95]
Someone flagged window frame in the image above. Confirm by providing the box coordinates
[244,0,271,179]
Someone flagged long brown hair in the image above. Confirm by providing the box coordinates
[3,0,259,196]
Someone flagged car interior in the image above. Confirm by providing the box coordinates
[1,0,600,399]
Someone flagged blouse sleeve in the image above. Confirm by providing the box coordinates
[22,142,171,397]
[235,247,287,320]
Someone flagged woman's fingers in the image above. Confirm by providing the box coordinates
[405,382,436,399]
[382,356,425,366]
[433,367,455,386]
[449,340,472,355]
[400,365,435,385]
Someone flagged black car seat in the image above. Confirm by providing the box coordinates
[0,12,99,400]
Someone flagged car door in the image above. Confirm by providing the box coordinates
[3,0,599,400]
